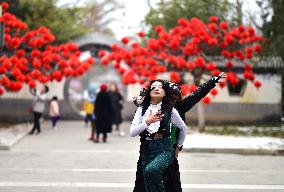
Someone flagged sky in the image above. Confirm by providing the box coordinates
[57,0,262,40]
[57,0,158,39]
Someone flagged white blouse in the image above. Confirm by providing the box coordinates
[130,102,187,147]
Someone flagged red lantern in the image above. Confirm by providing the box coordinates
[254,44,262,52]
[220,22,228,30]
[16,50,26,58]
[31,69,41,79]
[4,34,11,42]
[155,25,164,33]
[118,67,126,74]
[187,61,195,71]
[225,61,233,69]
[254,80,262,89]
[244,63,252,71]
[189,85,197,93]
[178,18,188,27]
[224,35,234,44]
[1,2,9,10]
[180,84,190,96]
[206,62,217,71]
[32,59,41,68]
[195,56,205,68]
[121,37,129,45]
[208,23,218,32]
[98,50,106,57]
[209,16,218,23]
[170,72,180,83]
[218,81,226,88]
[210,88,218,96]
[238,25,245,32]
[0,87,4,95]
[101,58,109,65]
[202,96,211,104]
[211,69,221,77]
[137,31,145,37]
[111,44,120,51]
[28,81,36,88]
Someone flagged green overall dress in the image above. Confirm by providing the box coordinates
[141,111,174,192]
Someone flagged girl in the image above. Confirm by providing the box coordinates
[130,79,187,192]
[49,96,60,130]
[132,73,226,192]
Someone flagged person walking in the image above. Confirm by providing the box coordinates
[49,96,60,130]
[109,83,124,136]
[29,85,49,135]
[94,83,114,143]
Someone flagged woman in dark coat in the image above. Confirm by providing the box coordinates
[109,83,124,133]
[94,83,114,143]
[133,73,225,192]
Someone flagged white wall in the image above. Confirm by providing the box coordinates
[126,73,281,104]
[1,80,65,100]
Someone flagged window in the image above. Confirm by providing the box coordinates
[227,78,247,96]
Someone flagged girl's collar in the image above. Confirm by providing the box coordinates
[150,101,162,106]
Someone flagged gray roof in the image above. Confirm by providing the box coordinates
[73,32,123,47]
[193,56,284,69]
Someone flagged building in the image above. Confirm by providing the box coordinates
[0,33,283,125]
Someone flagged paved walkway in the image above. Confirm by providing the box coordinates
[0,121,284,192]
[1,121,284,155]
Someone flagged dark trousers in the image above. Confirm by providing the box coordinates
[113,123,120,131]
[90,120,96,139]
[96,132,107,142]
[30,112,42,133]
[51,116,60,127]
[85,114,92,125]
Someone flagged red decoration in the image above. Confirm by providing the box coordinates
[95,14,264,102]
[254,44,262,52]
[1,2,9,10]
[0,2,95,95]
[180,84,190,96]
[170,72,181,83]
[254,80,262,89]
[98,50,106,57]
[0,87,4,95]
[28,81,36,88]
[210,88,218,96]
[202,96,211,104]
[209,16,219,23]
[121,37,129,45]
[220,22,228,30]
[137,32,145,37]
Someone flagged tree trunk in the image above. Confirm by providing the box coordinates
[197,102,206,132]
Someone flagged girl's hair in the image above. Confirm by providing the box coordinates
[51,96,58,100]
[44,85,49,93]
[111,83,119,93]
[49,96,58,105]
[141,79,176,116]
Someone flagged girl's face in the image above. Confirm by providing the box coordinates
[150,81,166,99]
[110,84,116,92]
[40,86,46,94]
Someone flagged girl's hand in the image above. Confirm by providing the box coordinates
[218,72,226,79]
[145,110,163,126]
[175,146,180,158]
[214,72,226,82]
